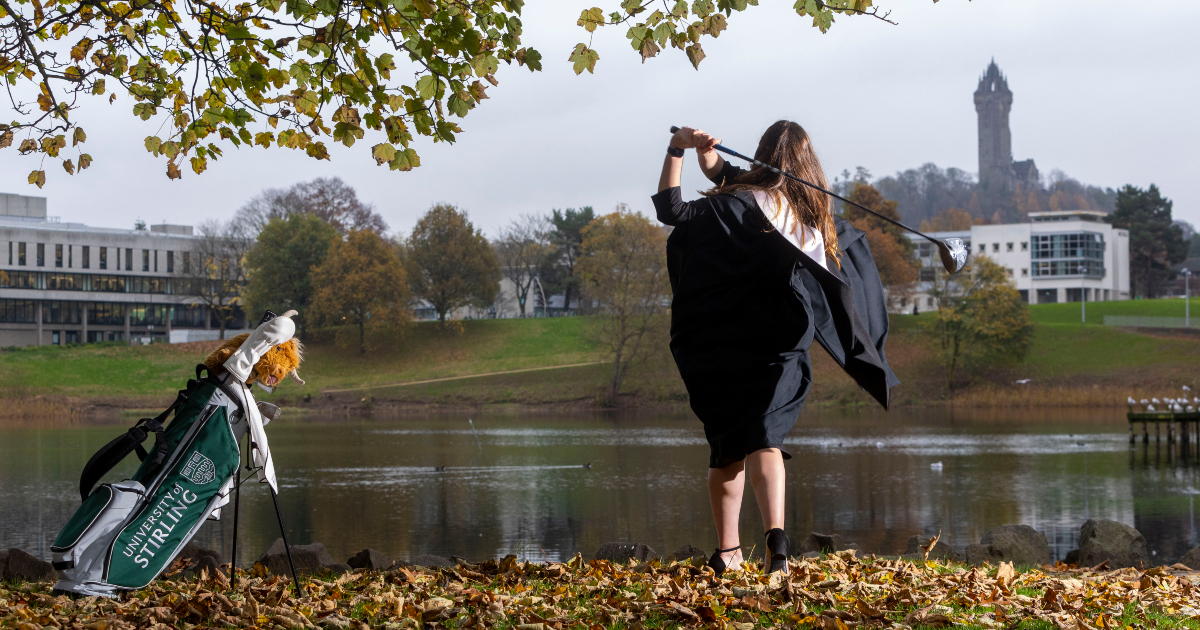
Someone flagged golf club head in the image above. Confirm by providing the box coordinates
[938,238,969,274]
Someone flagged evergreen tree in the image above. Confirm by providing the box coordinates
[1109,184,1188,298]
[542,207,596,313]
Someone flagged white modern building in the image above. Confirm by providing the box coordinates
[0,193,241,347]
[902,209,1130,311]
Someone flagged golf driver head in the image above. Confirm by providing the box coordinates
[938,238,969,274]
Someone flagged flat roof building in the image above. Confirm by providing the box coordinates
[902,210,1130,312]
[0,193,240,347]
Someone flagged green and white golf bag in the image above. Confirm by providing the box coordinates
[50,312,297,598]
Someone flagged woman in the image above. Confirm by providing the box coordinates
[651,122,898,576]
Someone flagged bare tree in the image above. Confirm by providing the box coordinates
[236,178,388,236]
[493,214,555,317]
[577,206,670,401]
[180,220,251,339]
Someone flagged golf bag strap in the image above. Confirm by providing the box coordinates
[77,389,188,501]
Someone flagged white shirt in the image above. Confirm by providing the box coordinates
[752,190,828,270]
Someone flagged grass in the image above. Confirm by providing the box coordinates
[4,305,1200,412]
[1029,297,1197,326]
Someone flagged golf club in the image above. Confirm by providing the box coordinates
[668,126,969,274]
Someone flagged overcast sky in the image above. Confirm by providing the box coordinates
[2,0,1197,236]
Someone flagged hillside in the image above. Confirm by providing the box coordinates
[2,305,1200,417]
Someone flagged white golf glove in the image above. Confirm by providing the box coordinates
[222,310,297,383]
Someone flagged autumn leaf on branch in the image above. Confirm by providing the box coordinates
[0,0,901,186]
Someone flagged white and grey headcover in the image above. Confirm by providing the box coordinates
[219,309,299,495]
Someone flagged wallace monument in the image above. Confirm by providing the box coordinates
[974,59,1039,194]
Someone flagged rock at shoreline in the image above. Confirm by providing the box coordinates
[179,541,225,567]
[1178,546,1200,569]
[797,533,845,555]
[0,550,7,580]
[411,554,456,569]
[903,535,961,562]
[965,525,1050,566]
[594,543,656,563]
[666,545,707,563]
[4,548,56,582]
[348,549,395,571]
[182,555,225,581]
[1077,519,1148,569]
[256,539,344,576]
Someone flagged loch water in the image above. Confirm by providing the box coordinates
[2,407,1197,566]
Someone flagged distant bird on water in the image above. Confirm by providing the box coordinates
[1142,399,1150,405]
[1129,397,1138,405]
[1014,378,1032,384]
[1148,405,1157,411]
[1153,398,1162,404]
[1188,406,1195,413]
[1175,404,1185,413]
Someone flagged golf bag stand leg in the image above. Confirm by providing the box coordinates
[269,486,303,595]
[230,435,244,586]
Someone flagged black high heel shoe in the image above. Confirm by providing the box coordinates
[708,545,741,578]
[765,528,790,574]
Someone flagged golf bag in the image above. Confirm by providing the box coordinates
[50,365,287,597]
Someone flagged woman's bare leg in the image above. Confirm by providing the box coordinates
[746,448,786,531]
[708,460,746,567]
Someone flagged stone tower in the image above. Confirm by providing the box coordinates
[974,59,1014,191]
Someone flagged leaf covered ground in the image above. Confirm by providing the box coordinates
[4,552,1200,630]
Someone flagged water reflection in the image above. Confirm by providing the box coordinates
[2,407,1199,567]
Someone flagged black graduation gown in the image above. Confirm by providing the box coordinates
[651,162,899,468]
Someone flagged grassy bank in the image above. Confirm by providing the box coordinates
[2,306,1200,414]
[2,554,1196,630]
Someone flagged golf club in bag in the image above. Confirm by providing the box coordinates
[668,126,970,274]
[50,311,303,598]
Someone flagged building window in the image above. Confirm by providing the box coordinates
[183,251,191,274]
[46,273,84,290]
[18,242,26,265]
[125,248,133,271]
[978,244,985,253]
[68,245,73,268]
[1031,232,1105,278]
[1018,289,1029,303]
[992,243,999,253]
[167,251,174,273]
[1037,288,1058,304]
[0,270,38,289]
[90,275,127,292]
[37,243,45,266]
[0,299,39,323]
[1021,242,1028,251]
[82,246,90,269]
[927,297,934,307]
[99,247,107,270]
[1021,268,1028,277]
[1006,242,1013,252]
[142,249,150,272]
[55,244,63,267]
[153,250,158,272]
[6,241,10,265]
[1006,268,1013,277]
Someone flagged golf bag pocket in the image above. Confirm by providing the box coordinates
[51,480,145,588]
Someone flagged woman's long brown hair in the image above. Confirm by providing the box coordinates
[704,120,840,266]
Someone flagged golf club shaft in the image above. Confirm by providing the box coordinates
[667,126,946,249]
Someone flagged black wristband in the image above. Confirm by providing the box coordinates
[666,146,685,158]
